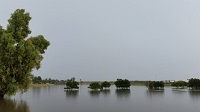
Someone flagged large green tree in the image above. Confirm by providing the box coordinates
[188,78,200,90]
[0,9,50,98]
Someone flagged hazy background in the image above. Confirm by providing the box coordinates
[1,0,200,81]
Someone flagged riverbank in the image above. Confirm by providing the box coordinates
[30,84,54,87]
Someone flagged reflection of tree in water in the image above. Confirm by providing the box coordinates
[31,87,41,96]
[89,90,101,97]
[115,89,131,98]
[0,99,29,112]
[101,89,110,96]
[188,91,200,100]
[65,90,79,99]
[146,90,164,97]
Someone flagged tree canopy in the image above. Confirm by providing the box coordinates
[88,81,111,90]
[101,81,111,89]
[188,78,200,90]
[114,79,131,89]
[65,77,79,90]
[88,82,102,90]
[0,9,50,98]
[146,81,164,90]
[171,81,187,88]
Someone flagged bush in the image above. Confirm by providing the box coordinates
[101,81,111,89]
[66,77,79,90]
[171,81,187,88]
[88,82,101,90]
[114,79,130,89]
[146,81,164,89]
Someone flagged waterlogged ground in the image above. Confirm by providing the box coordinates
[1,85,200,112]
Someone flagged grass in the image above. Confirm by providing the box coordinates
[30,84,54,87]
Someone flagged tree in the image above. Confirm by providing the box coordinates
[146,81,164,90]
[32,76,42,84]
[65,77,79,90]
[188,78,200,90]
[88,82,102,90]
[101,81,111,89]
[114,79,131,89]
[171,81,187,88]
[0,9,50,98]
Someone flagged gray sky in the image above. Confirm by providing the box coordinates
[1,0,200,81]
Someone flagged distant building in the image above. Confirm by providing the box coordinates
[162,80,175,83]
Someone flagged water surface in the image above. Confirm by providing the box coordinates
[1,85,200,112]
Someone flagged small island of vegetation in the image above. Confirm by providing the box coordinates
[88,81,111,90]
[114,79,131,89]
[171,81,187,89]
[65,77,79,90]
[146,81,164,90]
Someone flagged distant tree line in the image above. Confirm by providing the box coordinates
[33,76,200,91]
[32,76,67,84]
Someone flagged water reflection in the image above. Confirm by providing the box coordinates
[188,91,200,100]
[31,87,42,98]
[115,89,131,99]
[146,90,164,98]
[65,90,79,99]
[89,90,101,97]
[0,98,29,112]
[101,89,110,96]
[172,89,187,96]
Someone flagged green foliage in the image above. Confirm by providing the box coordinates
[114,79,131,89]
[146,81,164,89]
[188,78,200,90]
[101,81,111,89]
[171,81,187,88]
[0,9,50,98]
[88,82,102,90]
[66,77,79,90]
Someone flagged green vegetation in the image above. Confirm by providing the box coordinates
[65,77,79,90]
[101,81,111,89]
[32,75,66,84]
[114,79,131,89]
[88,82,101,90]
[32,76,42,84]
[188,78,200,90]
[0,9,50,98]
[171,81,187,88]
[146,81,164,90]
[88,81,111,90]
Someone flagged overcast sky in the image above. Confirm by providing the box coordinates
[1,0,200,81]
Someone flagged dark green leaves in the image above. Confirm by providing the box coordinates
[0,9,50,98]
[114,79,131,89]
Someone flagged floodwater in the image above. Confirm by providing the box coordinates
[1,85,200,112]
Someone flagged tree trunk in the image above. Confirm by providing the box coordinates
[0,93,4,99]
